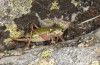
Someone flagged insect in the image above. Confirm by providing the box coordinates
[12,24,64,49]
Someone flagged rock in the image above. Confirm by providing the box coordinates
[0,44,5,52]
[51,47,99,65]
[28,58,55,65]
[77,28,100,47]
[94,28,100,40]
[40,49,52,58]
[0,53,4,58]
[0,0,33,48]
[0,0,99,65]
[0,0,32,21]
[0,0,100,51]
[0,45,99,65]
[4,42,17,50]
[4,53,10,57]
[0,53,37,65]
[7,48,23,56]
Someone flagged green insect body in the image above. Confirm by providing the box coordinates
[12,26,65,49]
[26,26,63,38]
[12,21,71,48]
[33,26,62,34]
[15,26,64,42]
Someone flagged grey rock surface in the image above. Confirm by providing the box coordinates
[0,0,32,24]
[0,28,100,65]
[52,47,100,65]
[0,45,99,65]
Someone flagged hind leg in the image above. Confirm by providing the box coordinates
[25,23,40,49]
[24,23,35,49]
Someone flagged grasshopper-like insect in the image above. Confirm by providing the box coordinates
[12,21,71,49]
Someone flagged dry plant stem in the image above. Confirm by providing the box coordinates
[79,14,100,25]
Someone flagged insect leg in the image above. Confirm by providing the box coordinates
[50,35,56,48]
[58,35,65,47]
[56,34,59,43]
[25,23,33,49]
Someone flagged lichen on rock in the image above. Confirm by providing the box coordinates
[0,0,32,24]
[4,23,24,42]
[50,0,59,10]
[0,0,33,43]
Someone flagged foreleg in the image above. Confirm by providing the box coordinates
[50,35,56,48]
[56,34,59,43]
